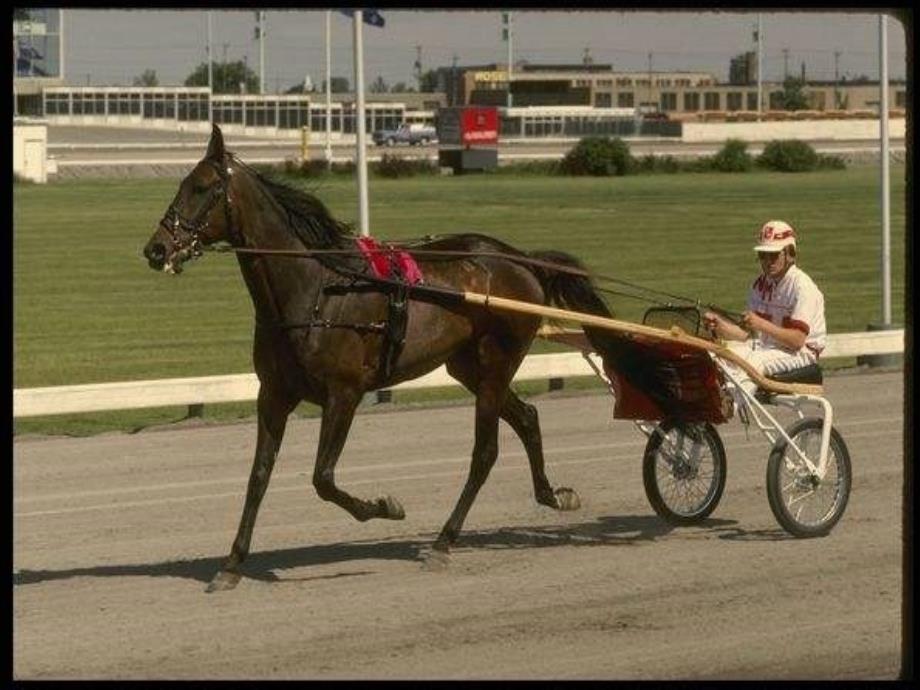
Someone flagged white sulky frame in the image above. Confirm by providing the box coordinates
[579,348,834,480]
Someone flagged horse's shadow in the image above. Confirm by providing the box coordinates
[13,512,738,588]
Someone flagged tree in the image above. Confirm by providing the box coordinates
[328,77,350,93]
[369,75,388,93]
[390,82,413,93]
[777,76,809,111]
[184,60,259,95]
[132,69,159,87]
[418,69,439,92]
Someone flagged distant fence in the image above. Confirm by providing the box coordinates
[12,330,903,419]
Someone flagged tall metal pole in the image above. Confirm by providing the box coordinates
[506,11,513,108]
[756,14,763,120]
[13,30,18,117]
[834,50,841,109]
[207,11,213,121]
[258,11,265,95]
[353,11,370,237]
[59,9,65,82]
[325,10,332,169]
[878,14,891,326]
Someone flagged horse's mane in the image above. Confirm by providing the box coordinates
[232,156,364,273]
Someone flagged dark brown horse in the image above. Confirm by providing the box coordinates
[143,124,614,592]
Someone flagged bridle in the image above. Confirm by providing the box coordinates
[157,157,241,268]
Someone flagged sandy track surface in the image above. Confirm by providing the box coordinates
[14,370,905,679]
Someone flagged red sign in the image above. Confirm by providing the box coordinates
[460,107,498,146]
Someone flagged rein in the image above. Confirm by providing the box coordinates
[203,244,746,324]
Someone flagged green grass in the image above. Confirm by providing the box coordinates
[14,166,906,435]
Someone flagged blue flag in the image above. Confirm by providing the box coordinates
[339,9,385,28]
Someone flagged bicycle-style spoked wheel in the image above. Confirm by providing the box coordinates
[643,420,727,525]
[766,417,851,537]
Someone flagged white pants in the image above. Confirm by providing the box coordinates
[725,341,818,395]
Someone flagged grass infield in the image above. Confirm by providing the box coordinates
[13,165,905,435]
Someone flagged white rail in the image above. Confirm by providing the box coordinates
[12,330,903,418]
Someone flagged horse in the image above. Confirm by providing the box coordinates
[143,124,615,592]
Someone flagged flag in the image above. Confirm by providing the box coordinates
[339,9,385,28]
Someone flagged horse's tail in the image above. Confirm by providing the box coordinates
[528,250,624,360]
[529,250,612,318]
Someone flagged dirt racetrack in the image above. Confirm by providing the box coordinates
[14,369,905,679]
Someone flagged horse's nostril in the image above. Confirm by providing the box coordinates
[145,242,167,268]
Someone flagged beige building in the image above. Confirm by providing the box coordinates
[452,63,907,119]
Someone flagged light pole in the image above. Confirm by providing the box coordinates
[207,11,213,121]
[756,14,763,120]
[325,10,332,169]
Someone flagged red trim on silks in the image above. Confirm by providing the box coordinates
[782,317,810,335]
[355,236,423,285]
[806,343,823,359]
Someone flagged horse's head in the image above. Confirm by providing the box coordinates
[143,124,239,273]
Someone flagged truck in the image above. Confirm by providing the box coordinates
[372,122,438,147]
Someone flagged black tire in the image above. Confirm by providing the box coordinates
[766,417,851,537]
[643,420,727,525]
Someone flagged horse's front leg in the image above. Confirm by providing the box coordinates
[207,385,297,593]
[312,388,406,522]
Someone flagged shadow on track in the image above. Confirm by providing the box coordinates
[14,513,737,588]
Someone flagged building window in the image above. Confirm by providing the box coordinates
[746,92,759,110]
[595,92,612,108]
[617,91,634,108]
[703,92,720,110]
[660,92,677,111]
[44,92,70,115]
[727,92,743,111]
[675,78,691,87]
[656,79,672,87]
[597,79,612,87]
[895,90,906,108]
[683,92,700,111]
[616,78,633,87]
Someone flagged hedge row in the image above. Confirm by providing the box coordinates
[267,137,846,181]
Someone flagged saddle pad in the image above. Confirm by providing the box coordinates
[355,236,423,285]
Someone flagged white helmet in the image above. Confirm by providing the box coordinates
[753,220,796,252]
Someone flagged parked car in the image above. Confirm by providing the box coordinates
[372,122,437,146]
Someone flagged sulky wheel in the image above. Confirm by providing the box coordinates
[642,420,727,525]
[765,417,851,537]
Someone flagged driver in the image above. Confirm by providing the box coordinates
[703,220,826,393]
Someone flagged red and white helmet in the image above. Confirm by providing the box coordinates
[754,220,796,252]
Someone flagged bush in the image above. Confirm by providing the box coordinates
[711,138,753,172]
[757,139,820,172]
[560,136,634,176]
[817,154,847,170]
[282,158,357,177]
[374,153,437,178]
[495,159,562,175]
[634,153,680,174]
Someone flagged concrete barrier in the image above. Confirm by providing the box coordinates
[12,329,904,418]
[682,117,906,143]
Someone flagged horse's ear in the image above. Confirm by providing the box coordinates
[206,123,225,161]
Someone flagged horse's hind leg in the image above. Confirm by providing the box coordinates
[311,388,406,522]
[500,391,580,511]
[432,336,516,559]
[208,384,298,593]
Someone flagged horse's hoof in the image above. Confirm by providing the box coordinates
[205,570,241,593]
[421,547,450,572]
[377,495,405,520]
[554,487,581,511]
